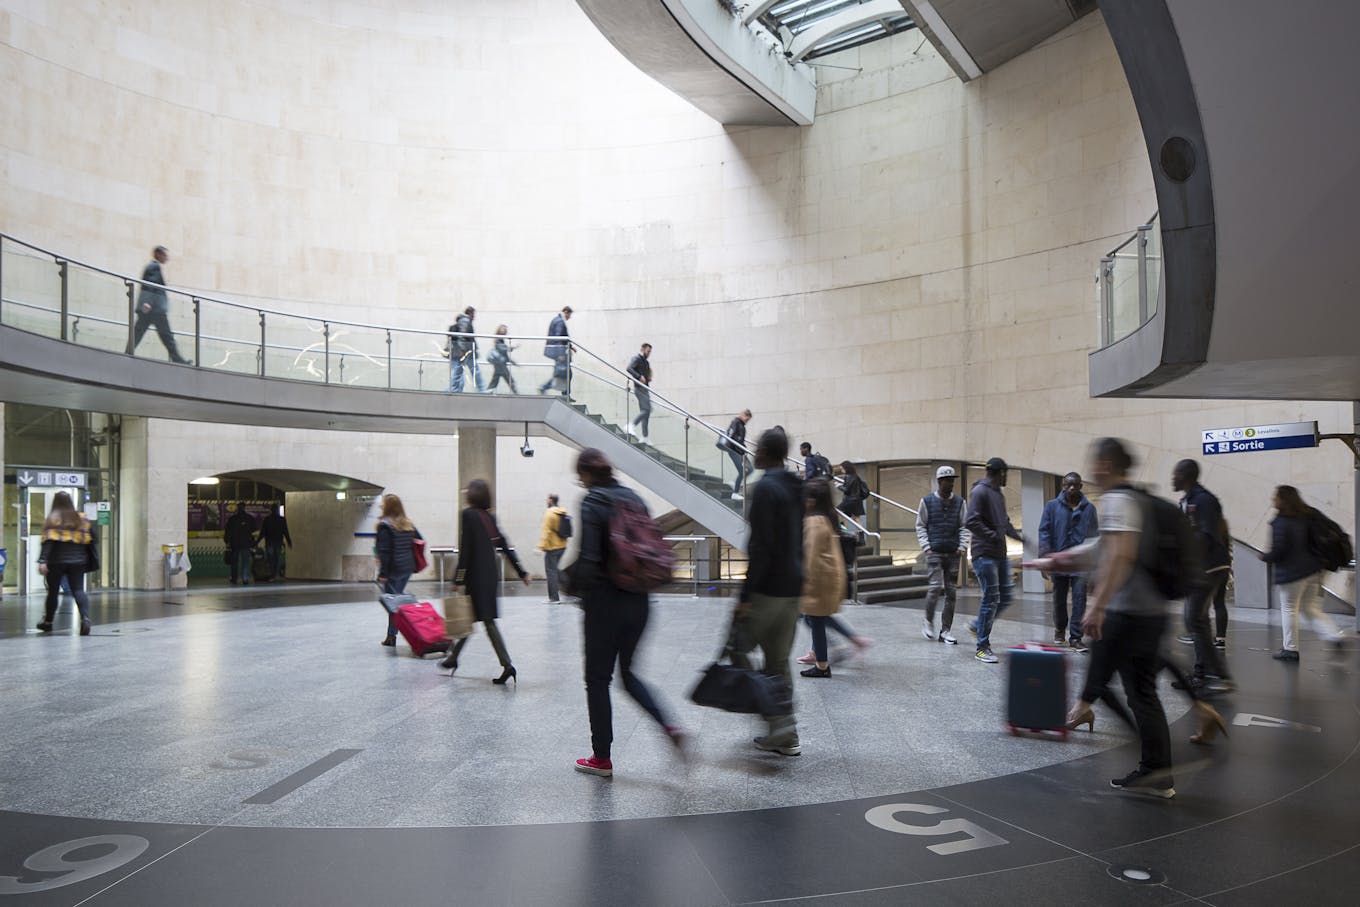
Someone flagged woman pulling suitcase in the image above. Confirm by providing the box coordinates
[376,494,423,647]
[439,479,529,684]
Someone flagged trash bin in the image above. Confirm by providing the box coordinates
[162,544,186,590]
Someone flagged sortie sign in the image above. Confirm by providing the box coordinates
[1201,421,1317,456]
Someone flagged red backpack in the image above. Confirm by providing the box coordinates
[607,492,675,593]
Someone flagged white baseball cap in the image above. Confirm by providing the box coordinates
[935,465,957,479]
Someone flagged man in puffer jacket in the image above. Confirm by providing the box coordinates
[965,457,1023,663]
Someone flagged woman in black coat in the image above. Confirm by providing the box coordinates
[570,448,682,778]
[376,493,423,647]
[37,491,98,635]
[440,479,529,683]
[1259,485,1343,662]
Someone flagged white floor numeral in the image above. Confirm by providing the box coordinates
[0,835,150,894]
[864,804,1009,855]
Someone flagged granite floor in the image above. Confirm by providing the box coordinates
[0,582,1356,905]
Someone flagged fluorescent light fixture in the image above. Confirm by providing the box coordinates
[336,492,347,500]
[190,477,220,485]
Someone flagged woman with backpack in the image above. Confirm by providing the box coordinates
[376,493,423,647]
[569,448,684,777]
[1260,486,1345,662]
[36,492,98,636]
[439,479,529,683]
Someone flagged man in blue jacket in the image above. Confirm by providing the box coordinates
[539,306,573,394]
[1038,472,1099,651]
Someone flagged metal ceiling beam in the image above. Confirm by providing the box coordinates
[785,0,904,62]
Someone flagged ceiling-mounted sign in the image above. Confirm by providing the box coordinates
[1201,421,1317,456]
[15,469,88,488]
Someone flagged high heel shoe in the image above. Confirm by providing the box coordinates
[438,652,458,671]
[1066,704,1095,732]
[1190,701,1229,745]
[493,666,517,685]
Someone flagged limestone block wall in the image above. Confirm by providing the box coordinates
[3,0,1352,564]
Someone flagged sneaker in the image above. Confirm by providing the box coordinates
[1201,677,1235,697]
[1272,649,1300,662]
[1213,637,1226,649]
[36,621,53,633]
[967,621,978,638]
[796,650,817,665]
[625,425,638,439]
[940,629,957,645]
[1110,767,1175,799]
[1069,639,1089,654]
[1052,632,1065,646]
[575,756,613,777]
[1176,634,1195,645]
[753,736,802,756]
[921,618,936,640]
[975,648,998,664]
[800,665,831,678]
[731,493,744,502]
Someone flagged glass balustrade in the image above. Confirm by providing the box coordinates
[1,241,63,338]
[66,265,130,354]
[1097,213,1161,348]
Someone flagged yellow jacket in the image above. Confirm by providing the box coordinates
[538,507,569,551]
[800,515,845,616]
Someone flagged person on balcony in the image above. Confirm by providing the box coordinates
[625,343,653,441]
[446,306,484,393]
[127,245,191,364]
[539,305,573,394]
[718,409,753,501]
[486,324,518,394]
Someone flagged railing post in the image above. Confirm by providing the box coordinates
[57,259,68,340]
[386,330,392,389]
[323,322,331,383]
[684,419,690,481]
[1100,256,1114,347]
[192,297,201,366]
[258,311,266,376]
[1136,224,1151,325]
[0,234,5,321]
[124,280,136,354]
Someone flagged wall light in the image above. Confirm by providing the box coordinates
[336,492,347,500]
[190,477,220,485]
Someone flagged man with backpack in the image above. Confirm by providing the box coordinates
[1171,460,1234,694]
[799,443,831,482]
[537,493,571,603]
[446,306,484,393]
[1050,438,1177,799]
[730,428,805,756]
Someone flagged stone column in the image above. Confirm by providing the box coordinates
[1020,469,1047,594]
[458,426,497,512]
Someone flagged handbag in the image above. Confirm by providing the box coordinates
[444,592,474,639]
[412,537,428,573]
[86,543,100,573]
[688,606,793,718]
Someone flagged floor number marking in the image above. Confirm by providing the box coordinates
[864,804,1009,855]
[0,835,150,894]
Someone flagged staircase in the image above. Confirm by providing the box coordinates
[852,550,930,606]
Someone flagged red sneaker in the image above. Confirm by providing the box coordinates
[574,756,613,777]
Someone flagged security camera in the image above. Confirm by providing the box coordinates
[520,441,535,458]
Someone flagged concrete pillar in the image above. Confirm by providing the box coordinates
[1021,468,1046,594]
[1354,402,1359,632]
[458,426,497,511]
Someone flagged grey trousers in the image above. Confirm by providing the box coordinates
[729,593,800,741]
[924,551,959,629]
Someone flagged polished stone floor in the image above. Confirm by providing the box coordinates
[1,582,1356,905]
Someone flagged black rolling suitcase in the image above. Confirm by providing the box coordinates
[1006,643,1069,738]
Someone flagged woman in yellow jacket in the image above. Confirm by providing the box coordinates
[799,479,846,678]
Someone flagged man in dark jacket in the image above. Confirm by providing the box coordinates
[127,246,191,364]
[730,428,805,756]
[447,306,484,393]
[626,343,653,441]
[965,457,1023,663]
[799,443,832,482]
[1038,472,1099,651]
[539,306,573,394]
[1172,459,1233,691]
[223,504,258,586]
[720,409,753,500]
[257,504,292,582]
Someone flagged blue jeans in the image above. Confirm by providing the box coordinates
[449,353,484,392]
[1052,574,1086,640]
[232,548,254,585]
[727,450,751,494]
[971,556,1012,650]
[383,572,411,636]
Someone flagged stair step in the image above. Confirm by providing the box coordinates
[855,574,929,591]
[855,564,919,580]
[855,555,895,568]
[858,587,930,605]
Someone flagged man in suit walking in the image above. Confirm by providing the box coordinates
[127,246,191,364]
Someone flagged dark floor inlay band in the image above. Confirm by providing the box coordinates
[242,749,362,805]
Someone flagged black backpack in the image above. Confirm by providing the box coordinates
[1306,509,1353,571]
[1129,488,1203,600]
[809,455,832,479]
[555,512,573,541]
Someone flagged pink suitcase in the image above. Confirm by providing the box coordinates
[393,601,451,657]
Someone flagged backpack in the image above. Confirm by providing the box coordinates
[606,493,675,593]
[1129,488,1203,600]
[808,455,832,480]
[555,511,573,541]
[1306,509,1353,571]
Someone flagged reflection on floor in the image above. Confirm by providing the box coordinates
[0,584,1356,905]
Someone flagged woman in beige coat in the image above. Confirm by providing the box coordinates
[799,479,847,678]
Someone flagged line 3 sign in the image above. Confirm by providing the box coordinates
[1201,421,1317,456]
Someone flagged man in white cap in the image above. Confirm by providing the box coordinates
[915,465,968,644]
